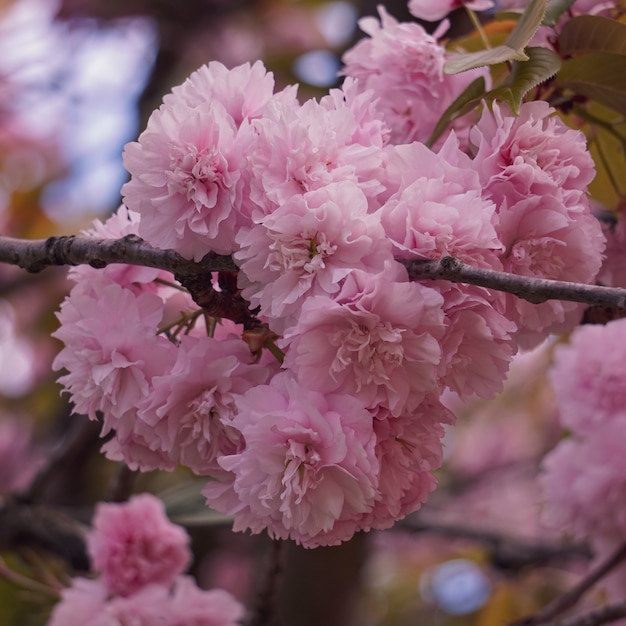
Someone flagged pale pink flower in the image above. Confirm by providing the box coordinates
[235,181,393,334]
[137,335,271,475]
[408,0,494,21]
[540,417,626,540]
[436,283,517,399]
[470,101,604,345]
[341,7,489,144]
[122,99,244,260]
[549,318,626,435]
[87,494,191,597]
[203,372,379,548]
[47,578,108,626]
[361,399,450,530]
[168,576,245,626]
[165,60,297,129]
[470,101,596,209]
[244,88,387,220]
[52,282,176,434]
[282,267,445,416]
[379,135,503,267]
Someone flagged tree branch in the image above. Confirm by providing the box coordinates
[3,236,626,312]
[511,542,626,626]
[0,234,237,275]
[540,599,626,626]
[404,257,626,310]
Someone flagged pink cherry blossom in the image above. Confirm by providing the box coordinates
[87,494,191,597]
[549,318,626,435]
[235,181,393,334]
[378,135,503,267]
[47,578,109,626]
[282,267,445,416]
[137,334,271,475]
[165,60,297,129]
[540,417,626,540]
[203,372,379,548]
[244,90,387,220]
[436,283,517,399]
[52,282,176,434]
[122,98,245,260]
[361,399,450,530]
[470,101,596,209]
[408,0,494,21]
[341,7,489,145]
[168,576,245,626]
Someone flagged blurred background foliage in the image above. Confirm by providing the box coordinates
[0,1,619,625]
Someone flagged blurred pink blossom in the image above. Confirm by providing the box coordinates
[87,493,191,597]
[0,416,43,495]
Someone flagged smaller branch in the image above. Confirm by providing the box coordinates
[542,599,626,626]
[511,542,626,626]
[405,257,626,310]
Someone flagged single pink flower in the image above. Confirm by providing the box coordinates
[235,181,393,334]
[203,372,379,548]
[341,7,489,144]
[53,282,176,433]
[550,318,626,435]
[87,494,191,597]
[123,99,245,260]
[379,135,502,267]
[137,334,271,475]
[46,578,108,626]
[282,267,445,416]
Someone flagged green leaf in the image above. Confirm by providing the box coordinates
[543,0,576,27]
[559,15,626,56]
[159,480,234,526]
[485,47,561,113]
[445,0,547,74]
[427,76,486,147]
[556,51,626,117]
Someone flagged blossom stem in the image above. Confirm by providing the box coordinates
[465,6,491,50]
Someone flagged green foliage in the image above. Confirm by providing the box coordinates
[444,0,547,74]
[559,15,626,55]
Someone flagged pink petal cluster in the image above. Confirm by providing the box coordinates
[282,268,445,417]
[341,7,489,144]
[48,495,243,626]
[137,335,271,475]
[203,373,380,547]
[236,181,392,333]
[87,494,191,597]
[470,101,605,347]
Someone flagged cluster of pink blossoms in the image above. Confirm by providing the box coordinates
[52,5,605,548]
[48,494,243,626]
[541,317,626,601]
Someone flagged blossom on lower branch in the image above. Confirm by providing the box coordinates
[48,494,243,626]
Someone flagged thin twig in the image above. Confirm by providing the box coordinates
[511,542,626,626]
[542,599,626,626]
